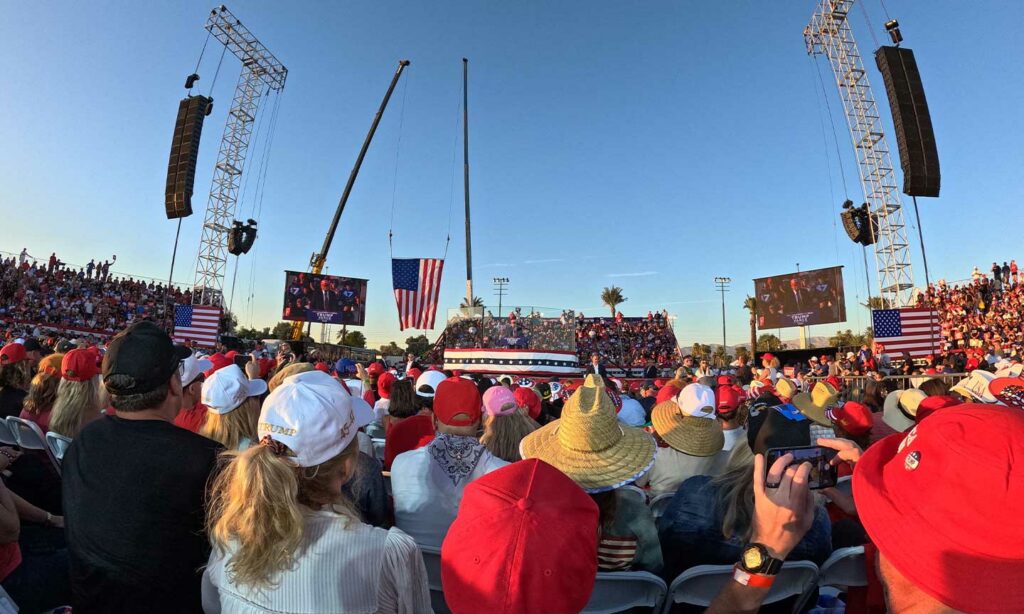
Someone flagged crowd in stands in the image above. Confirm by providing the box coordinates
[0,251,188,337]
[576,311,679,372]
[0,319,1016,613]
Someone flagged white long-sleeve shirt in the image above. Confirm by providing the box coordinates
[202,509,431,613]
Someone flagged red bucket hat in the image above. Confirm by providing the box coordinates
[441,459,598,614]
[434,377,482,427]
[853,404,1024,613]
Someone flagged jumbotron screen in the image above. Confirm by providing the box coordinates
[753,266,846,329]
[282,271,368,326]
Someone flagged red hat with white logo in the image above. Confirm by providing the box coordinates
[853,404,1024,613]
[827,401,872,437]
[434,376,483,426]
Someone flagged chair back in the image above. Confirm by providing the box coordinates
[584,571,667,613]
[648,492,674,520]
[818,546,867,590]
[0,420,17,447]
[371,437,386,461]
[46,431,73,463]
[6,417,61,475]
[663,561,819,611]
[418,544,451,614]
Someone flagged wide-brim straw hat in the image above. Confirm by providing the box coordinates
[651,400,725,457]
[520,374,655,493]
[792,381,839,426]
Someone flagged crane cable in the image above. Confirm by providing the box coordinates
[442,84,462,261]
[387,72,412,259]
[187,29,212,96]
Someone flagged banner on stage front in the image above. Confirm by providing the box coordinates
[282,271,368,326]
[753,266,846,329]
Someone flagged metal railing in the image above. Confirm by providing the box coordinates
[806,372,966,392]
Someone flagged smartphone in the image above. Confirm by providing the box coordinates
[764,446,838,490]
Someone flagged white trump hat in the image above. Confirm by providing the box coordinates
[201,365,267,415]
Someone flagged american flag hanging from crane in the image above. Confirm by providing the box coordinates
[392,258,444,331]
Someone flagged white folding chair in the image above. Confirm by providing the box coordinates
[418,544,450,614]
[818,546,867,591]
[584,571,667,613]
[6,417,61,476]
[46,431,73,463]
[662,561,819,612]
[648,492,674,520]
[0,420,17,447]
[620,484,648,505]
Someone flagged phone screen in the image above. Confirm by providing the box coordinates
[765,446,838,490]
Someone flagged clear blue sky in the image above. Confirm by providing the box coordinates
[1,1,1021,349]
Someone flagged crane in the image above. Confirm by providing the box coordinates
[805,0,915,307]
[290,60,411,340]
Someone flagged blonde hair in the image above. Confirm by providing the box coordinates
[23,354,64,416]
[711,440,756,542]
[207,437,360,588]
[267,363,314,393]
[480,408,538,463]
[49,378,101,438]
[200,397,260,450]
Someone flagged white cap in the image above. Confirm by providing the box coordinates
[415,370,447,398]
[258,370,373,467]
[180,354,213,387]
[201,365,267,415]
[950,370,997,403]
[676,384,716,419]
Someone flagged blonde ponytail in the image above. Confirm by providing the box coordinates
[207,438,361,588]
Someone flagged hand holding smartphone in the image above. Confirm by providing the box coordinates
[764,445,839,490]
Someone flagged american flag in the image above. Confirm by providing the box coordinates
[172,304,222,347]
[872,307,942,358]
[392,258,444,331]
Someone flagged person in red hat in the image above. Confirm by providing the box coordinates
[707,403,1024,614]
[373,371,396,423]
[204,352,231,378]
[441,459,599,614]
[391,377,508,547]
[716,385,747,453]
[0,343,31,419]
[826,401,872,450]
[513,386,541,422]
[49,349,103,438]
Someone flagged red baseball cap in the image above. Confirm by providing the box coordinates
[654,378,666,388]
[656,382,682,405]
[406,367,423,383]
[715,385,742,415]
[62,348,100,382]
[441,459,598,614]
[366,363,385,376]
[827,401,872,437]
[761,353,776,362]
[314,362,331,374]
[716,374,734,387]
[853,404,1024,613]
[514,386,541,420]
[629,381,642,393]
[914,395,960,421]
[377,372,396,400]
[434,377,482,426]
[0,343,26,365]
[204,352,231,377]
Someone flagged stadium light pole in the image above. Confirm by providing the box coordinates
[714,277,731,351]
[493,277,509,319]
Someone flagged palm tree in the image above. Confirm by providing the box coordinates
[460,296,484,308]
[600,286,627,317]
[743,296,757,360]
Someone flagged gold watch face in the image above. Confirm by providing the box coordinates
[742,547,764,569]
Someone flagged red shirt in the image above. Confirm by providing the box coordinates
[383,414,434,471]
[0,542,21,582]
[173,402,208,434]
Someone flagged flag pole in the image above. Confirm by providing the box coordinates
[462,58,474,307]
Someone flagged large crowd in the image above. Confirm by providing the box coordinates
[0,319,1016,613]
[575,312,679,372]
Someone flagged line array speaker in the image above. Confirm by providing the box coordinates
[840,203,877,246]
[165,95,212,219]
[875,46,940,197]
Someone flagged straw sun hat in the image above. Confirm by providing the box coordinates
[651,384,725,457]
[792,381,839,426]
[520,375,655,493]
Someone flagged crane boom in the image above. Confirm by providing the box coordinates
[291,60,410,341]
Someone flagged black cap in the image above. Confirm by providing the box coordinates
[102,321,191,395]
[55,340,75,353]
[21,338,41,352]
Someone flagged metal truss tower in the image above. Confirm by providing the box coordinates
[193,5,287,306]
[805,0,914,307]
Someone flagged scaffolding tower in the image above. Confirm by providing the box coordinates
[805,0,914,307]
[193,5,287,306]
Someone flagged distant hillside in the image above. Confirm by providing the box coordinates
[680,336,833,354]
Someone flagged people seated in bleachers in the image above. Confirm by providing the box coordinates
[48,349,102,439]
[391,376,507,547]
[441,459,599,614]
[658,400,832,581]
[521,375,662,574]
[63,321,221,612]
[639,384,727,495]
[202,369,430,612]
[198,365,267,450]
[479,386,537,463]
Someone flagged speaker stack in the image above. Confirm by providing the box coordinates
[875,46,940,198]
[165,95,213,219]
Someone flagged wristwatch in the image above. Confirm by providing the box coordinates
[732,543,783,588]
